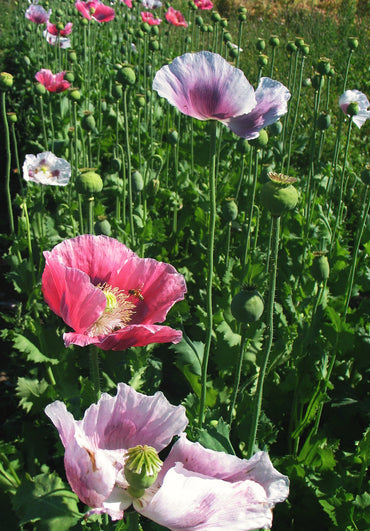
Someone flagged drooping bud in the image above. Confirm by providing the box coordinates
[260,171,298,217]
[231,287,264,323]
[124,445,162,499]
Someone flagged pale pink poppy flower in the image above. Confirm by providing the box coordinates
[35,69,71,92]
[339,89,370,128]
[153,52,290,140]
[42,235,186,350]
[194,0,214,10]
[165,7,188,27]
[43,30,71,48]
[141,11,162,25]
[25,4,51,24]
[46,21,73,36]
[75,0,115,22]
[23,152,71,186]
[45,385,289,528]
[141,0,162,8]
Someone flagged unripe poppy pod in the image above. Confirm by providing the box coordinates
[311,253,330,282]
[76,171,103,194]
[260,172,298,217]
[231,289,264,323]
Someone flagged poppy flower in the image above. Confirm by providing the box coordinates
[165,7,188,28]
[141,0,162,8]
[339,89,370,128]
[35,69,71,93]
[75,1,115,23]
[120,0,133,7]
[41,235,186,350]
[153,52,290,139]
[141,11,162,25]
[23,152,71,186]
[193,0,214,10]
[25,4,51,24]
[43,31,71,48]
[46,21,73,36]
[45,384,289,528]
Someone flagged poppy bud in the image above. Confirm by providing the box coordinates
[124,445,162,499]
[76,171,103,195]
[117,66,136,87]
[223,32,232,43]
[68,50,77,63]
[256,38,265,51]
[0,72,14,89]
[269,120,283,136]
[347,36,359,50]
[64,71,75,83]
[141,22,150,33]
[81,111,96,131]
[222,199,238,221]
[112,82,123,100]
[260,172,298,217]
[7,112,17,123]
[231,288,264,323]
[35,82,47,95]
[151,25,159,36]
[136,94,146,108]
[131,171,144,193]
[69,88,81,101]
[94,218,112,236]
[149,39,159,52]
[211,12,221,22]
[249,129,268,149]
[317,112,331,130]
[195,15,203,26]
[311,253,330,282]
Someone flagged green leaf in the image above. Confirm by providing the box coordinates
[12,333,59,365]
[170,336,203,376]
[198,418,236,455]
[216,320,241,348]
[16,377,51,413]
[13,472,82,530]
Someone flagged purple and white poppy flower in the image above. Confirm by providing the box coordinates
[43,30,71,48]
[45,383,289,529]
[25,4,51,24]
[339,89,370,128]
[23,152,71,186]
[153,51,290,140]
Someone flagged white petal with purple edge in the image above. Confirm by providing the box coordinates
[339,89,370,128]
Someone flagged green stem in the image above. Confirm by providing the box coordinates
[88,197,94,234]
[2,91,14,234]
[229,326,249,426]
[285,54,306,174]
[123,88,135,248]
[242,146,259,268]
[199,121,218,429]
[89,345,101,401]
[248,215,280,456]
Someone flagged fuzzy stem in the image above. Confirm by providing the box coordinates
[229,326,249,426]
[89,344,101,401]
[2,91,14,234]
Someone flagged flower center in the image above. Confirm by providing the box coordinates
[124,445,163,498]
[86,283,136,337]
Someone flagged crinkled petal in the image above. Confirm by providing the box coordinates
[153,52,256,121]
[42,256,106,332]
[45,400,77,447]
[161,435,289,506]
[77,382,188,451]
[339,89,370,128]
[228,77,290,139]
[136,463,272,530]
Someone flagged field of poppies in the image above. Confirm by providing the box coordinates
[0,0,369,530]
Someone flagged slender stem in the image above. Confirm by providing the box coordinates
[229,326,249,426]
[2,91,14,234]
[88,197,94,234]
[199,121,218,429]
[248,215,280,456]
[123,88,135,247]
[285,54,306,174]
[89,345,101,401]
[242,147,259,268]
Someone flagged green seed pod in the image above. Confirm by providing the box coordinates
[151,25,159,36]
[112,82,123,100]
[56,8,64,17]
[249,129,268,149]
[56,21,65,31]
[0,72,14,89]
[124,445,162,499]
[131,171,144,193]
[295,37,304,48]
[167,129,178,145]
[149,39,159,52]
[347,36,359,50]
[76,171,103,195]
[269,35,280,47]
[317,57,331,76]
[328,67,335,78]
[301,44,310,57]
[117,66,136,87]
[207,25,213,33]
[136,94,146,108]
[238,6,247,14]
[211,12,221,22]
[256,38,265,51]
[286,41,297,54]
[311,253,330,282]
[231,288,264,323]
[110,157,122,173]
[238,13,247,22]
[64,71,75,83]
[237,138,250,154]
[23,55,31,66]
[69,88,81,101]
[7,112,17,123]
[141,22,150,33]
[269,120,283,136]
[222,199,238,221]
[346,101,359,116]
[260,172,298,217]
[220,18,228,28]
[81,111,96,132]
[35,82,47,95]
[317,112,331,130]
[360,165,370,186]
[68,50,77,63]
[257,54,268,67]
[229,47,239,59]
[81,18,89,26]
[223,32,232,43]
[94,218,112,236]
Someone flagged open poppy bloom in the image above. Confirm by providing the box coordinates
[35,69,71,92]
[141,0,162,8]
[75,0,115,22]
[141,11,162,25]
[120,0,133,7]
[25,4,51,24]
[153,52,290,140]
[165,7,188,28]
[46,21,73,36]
[45,383,289,528]
[193,0,214,10]
[23,152,71,186]
[42,235,186,350]
[339,89,370,128]
[43,30,71,48]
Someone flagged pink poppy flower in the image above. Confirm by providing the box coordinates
[43,30,71,48]
[23,151,71,186]
[153,52,290,140]
[339,89,370,128]
[25,4,51,24]
[41,235,186,350]
[120,0,133,7]
[193,0,214,10]
[35,69,71,93]
[141,0,162,8]
[141,11,162,26]
[75,0,115,23]
[46,21,73,36]
[45,385,289,527]
[165,6,188,28]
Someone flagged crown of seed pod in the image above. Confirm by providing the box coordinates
[311,251,330,282]
[124,445,163,499]
[260,171,299,217]
[231,286,264,323]
[76,170,103,195]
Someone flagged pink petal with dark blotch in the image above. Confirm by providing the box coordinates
[42,255,106,332]
[137,463,273,530]
[93,4,116,22]
[35,68,54,86]
[64,324,182,350]
[75,1,92,19]
[153,52,256,122]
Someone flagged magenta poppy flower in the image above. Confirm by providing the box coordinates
[35,69,71,93]
[75,0,115,22]
[46,21,73,36]
[141,11,162,25]
[165,6,188,27]
[25,4,51,24]
[41,235,186,350]
[45,384,289,527]
[339,89,370,128]
[193,0,214,10]
[153,52,290,140]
